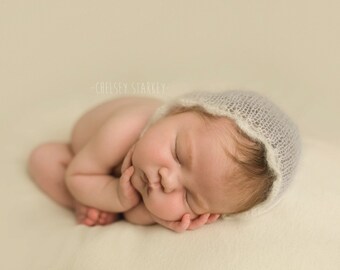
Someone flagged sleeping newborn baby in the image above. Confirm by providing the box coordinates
[28,90,301,232]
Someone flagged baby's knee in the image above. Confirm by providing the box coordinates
[27,143,72,175]
[28,143,53,175]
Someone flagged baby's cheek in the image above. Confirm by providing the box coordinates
[145,197,186,221]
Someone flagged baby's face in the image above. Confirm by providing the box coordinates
[128,111,240,221]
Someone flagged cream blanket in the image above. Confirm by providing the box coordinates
[1,1,340,269]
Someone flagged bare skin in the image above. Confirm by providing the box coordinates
[28,97,162,226]
[28,96,223,231]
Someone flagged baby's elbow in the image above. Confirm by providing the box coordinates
[124,215,156,226]
[123,209,156,226]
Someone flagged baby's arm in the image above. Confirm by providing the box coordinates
[65,111,145,212]
[124,202,221,232]
[123,204,193,231]
[123,202,155,225]
[151,213,221,233]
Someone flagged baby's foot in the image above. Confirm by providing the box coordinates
[74,203,118,226]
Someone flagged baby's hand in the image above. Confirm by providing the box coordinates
[117,166,141,210]
[151,213,220,233]
[120,144,135,174]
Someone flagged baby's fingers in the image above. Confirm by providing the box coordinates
[121,145,135,173]
[118,166,140,209]
[119,166,136,192]
[152,213,191,233]
[188,213,221,230]
[206,214,220,224]
[187,213,210,230]
[172,214,191,233]
[121,166,134,183]
[119,166,137,196]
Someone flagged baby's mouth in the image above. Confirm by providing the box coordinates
[140,171,149,185]
[132,168,152,197]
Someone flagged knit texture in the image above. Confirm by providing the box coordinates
[148,90,301,218]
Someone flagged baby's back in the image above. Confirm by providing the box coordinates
[70,96,163,154]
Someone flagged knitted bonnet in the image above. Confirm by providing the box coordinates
[147,90,301,218]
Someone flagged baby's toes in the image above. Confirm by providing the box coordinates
[83,217,96,226]
[107,213,119,223]
[83,208,101,225]
[99,212,114,225]
[98,212,108,225]
[87,208,100,221]
[99,212,118,225]
[75,205,88,224]
[78,208,99,226]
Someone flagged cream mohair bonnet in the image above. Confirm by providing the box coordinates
[147,90,301,219]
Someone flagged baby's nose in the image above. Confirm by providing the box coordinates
[158,167,180,192]
[142,171,161,188]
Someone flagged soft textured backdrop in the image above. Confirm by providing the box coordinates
[1,1,339,269]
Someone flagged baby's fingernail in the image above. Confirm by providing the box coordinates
[126,167,134,176]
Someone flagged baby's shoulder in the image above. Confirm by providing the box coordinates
[110,96,163,121]
[112,96,163,111]
[101,97,163,168]
[70,96,163,155]
[101,96,163,139]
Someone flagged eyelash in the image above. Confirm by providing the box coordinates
[174,137,192,211]
[174,137,180,163]
[185,190,189,204]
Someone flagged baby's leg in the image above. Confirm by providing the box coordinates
[28,142,118,225]
[28,142,75,208]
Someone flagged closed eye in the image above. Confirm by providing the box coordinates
[174,136,181,164]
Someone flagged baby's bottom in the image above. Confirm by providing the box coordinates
[28,142,117,226]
